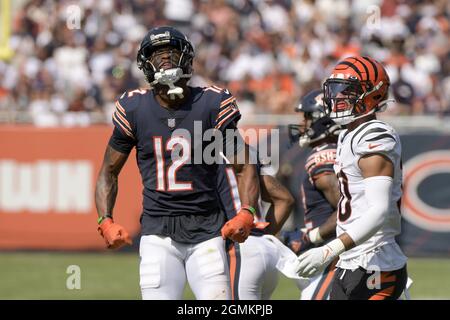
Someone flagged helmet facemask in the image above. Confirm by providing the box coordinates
[289,89,342,148]
[137,34,194,100]
[323,78,369,125]
[299,116,342,147]
[289,112,342,148]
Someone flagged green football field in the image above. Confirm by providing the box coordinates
[0,252,449,300]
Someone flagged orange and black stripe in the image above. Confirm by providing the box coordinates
[361,56,380,83]
[226,241,241,300]
[335,56,381,84]
[112,101,134,138]
[336,59,364,80]
[368,271,398,300]
[215,95,240,130]
[311,258,337,300]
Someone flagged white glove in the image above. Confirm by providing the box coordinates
[301,227,323,244]
[296,238,345,277]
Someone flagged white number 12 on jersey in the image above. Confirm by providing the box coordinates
[153,136,193,192]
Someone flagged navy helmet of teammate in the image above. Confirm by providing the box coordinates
[285,89,342,299]
[95,26,260,300]
[288,89,342,149]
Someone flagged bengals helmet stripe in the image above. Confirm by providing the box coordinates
[352,57,370,81]
[337,61,363,80]
[361,56,379,83]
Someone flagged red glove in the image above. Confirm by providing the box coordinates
[221,207,255,243]
[98,218,132,249]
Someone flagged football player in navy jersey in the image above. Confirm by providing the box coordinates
[286,89,342,299]
[94,26,260,300]
[217,158,294,300]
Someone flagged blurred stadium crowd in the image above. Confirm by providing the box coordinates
[0,0,449,126]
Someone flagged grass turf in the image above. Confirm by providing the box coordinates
[0,252,449,300]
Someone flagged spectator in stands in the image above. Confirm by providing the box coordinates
[0,0,449,125]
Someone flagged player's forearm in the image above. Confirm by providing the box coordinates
[95,168,119,218]
[236,163,260,209]
[317,212,337,241]
[266,198,293,235]
[95,146,129,218]
[339,176,392,248]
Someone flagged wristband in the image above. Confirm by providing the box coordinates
[97,214,113,225]
[324,238,346,260]
[241,205,256,216]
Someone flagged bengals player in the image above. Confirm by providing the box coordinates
[295,56,408,300]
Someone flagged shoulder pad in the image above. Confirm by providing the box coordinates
[117,88,150,112]
[351,120,399,157]
[305,145,336,177]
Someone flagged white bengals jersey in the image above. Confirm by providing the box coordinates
[334,119,407,271]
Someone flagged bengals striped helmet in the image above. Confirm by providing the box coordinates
[323,56,391,125]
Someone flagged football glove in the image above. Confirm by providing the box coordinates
[296,238,345,277]
[221,207,255,243]
[303,227,324,244]
[98,218,132,249]
[282,229,313,255]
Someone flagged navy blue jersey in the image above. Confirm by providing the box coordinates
[301,143,337,229]
[109,85,241,243]
[216,165,240,220]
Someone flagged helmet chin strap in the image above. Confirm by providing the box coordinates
[150,68,192,100]
[376,98,395,112]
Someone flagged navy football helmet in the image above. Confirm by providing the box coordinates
[137,26,195,98]
[288,89,342,148]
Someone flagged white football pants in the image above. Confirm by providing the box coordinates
[139,235,231,300]
[229,235,279,300]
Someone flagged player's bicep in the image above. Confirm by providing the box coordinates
[100,145,130,176]
[220,121,247,168]
[358,153,394,178]
[314,173,340,208]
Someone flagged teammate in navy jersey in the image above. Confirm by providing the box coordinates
[94,26,260,300]
[286,89,342,299]
[217,160,294,300]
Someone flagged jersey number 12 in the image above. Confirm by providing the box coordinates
[153,136,193,191]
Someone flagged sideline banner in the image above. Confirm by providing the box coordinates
[397,134,450,256]
[0,126,142,250]
[1,126,449,255]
